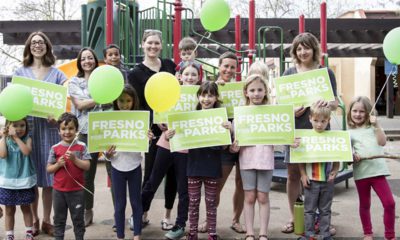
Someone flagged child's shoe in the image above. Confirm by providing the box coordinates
[165,225,185,240]
[208,234,219,240]
[186,233,198,240]
[25,232,34,240]
[5,235,14,240]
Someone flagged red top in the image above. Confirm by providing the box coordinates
[48,141,91,192]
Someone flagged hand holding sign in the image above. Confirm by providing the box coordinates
[0,84,33,121]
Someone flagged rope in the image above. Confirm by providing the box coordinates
[370,66,396,115]
[360,154,400,160]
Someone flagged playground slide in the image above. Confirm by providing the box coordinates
[57,59,78,113]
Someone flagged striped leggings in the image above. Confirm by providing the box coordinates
[188,177,218,236]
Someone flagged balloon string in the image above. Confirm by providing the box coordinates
[192,31,211,54]
[58,104,100,196]
[370,66,396,116]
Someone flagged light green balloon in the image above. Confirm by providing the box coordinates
[88,65,124,104]
[0,84,33,121]
[383,27,400,65]
[200,0,230,32]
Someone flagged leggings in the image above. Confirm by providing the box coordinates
[355,176,395,239]
[188,177,218,236]
[142,138,177,210]
[112,166,143,238]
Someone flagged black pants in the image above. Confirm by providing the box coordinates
[141,146,188,227]
[143,138,177,209]
[53,189,85,240]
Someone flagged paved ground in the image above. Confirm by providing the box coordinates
[1,123,400,239]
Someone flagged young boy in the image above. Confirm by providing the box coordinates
[103,44,128,81]
[47,113,91,240]
[176,37,203,81]
[298,102,339,240]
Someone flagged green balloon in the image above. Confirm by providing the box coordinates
[383,27,400,65]
[0,84,33,121]
[200,0,230,32]
[88,65,124,104]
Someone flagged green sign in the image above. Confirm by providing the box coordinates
[167,108,231,152]
[12,76,67,119]
[88,111,150,153]
[290,129,353,163]
[275,68,335,107]
[154,85,199,123]
[234,105,295,146]
[219,82,246,118]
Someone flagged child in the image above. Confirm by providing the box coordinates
[206,51,245,234]
[166,81,231,240]
[347,96,395,240]
[298,103,339,240]
[0,118,36,240]
[141,62,202,240]
[104,84,144,240]
[229,74,274,240]
[175,37,203,81]
[103,44,128,81]
[47,113,91,240]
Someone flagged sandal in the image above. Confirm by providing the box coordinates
[142,219,150,228]
[244,235,256,240]
[259,235,269,240]
[281,221,294,234]
[329,225,336,236]
[198,220,208,233]
[161,219,174,231]
[231,222,246,234]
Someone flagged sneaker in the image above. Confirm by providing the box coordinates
[208,234,218,240]
[165,225,185,240]
[25,233,34,240]
[186,233,198,240]
[128,215,134,231]
[5,235,14,240]
[84,209,93,227]
[112,225,116,232]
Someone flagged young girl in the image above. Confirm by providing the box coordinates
[209,51,245,234]
[0,118,37,240]
[230,74,273,240]
[166,81,230,240]
[141,62,201,240]
[104,84,144,240]
[347,96,395,240]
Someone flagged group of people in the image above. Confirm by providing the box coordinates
[0,28,396,240]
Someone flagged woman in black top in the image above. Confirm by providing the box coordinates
[127,29,178,231]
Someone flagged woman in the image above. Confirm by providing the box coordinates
[127,29,180,236]
[14,31,67,236]
[68,47,108,227]
[281,32,338,234]
[198,51,246,234]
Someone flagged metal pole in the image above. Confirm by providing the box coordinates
[248,0,255,65]
[320,1,327,66]
[235,15,242,82]
[299,14,305,33]
[173,0,182,64]
[106,0,114,45]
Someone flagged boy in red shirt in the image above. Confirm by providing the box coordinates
[47,113,91,240]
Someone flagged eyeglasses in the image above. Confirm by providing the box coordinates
[31,41,45,46]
